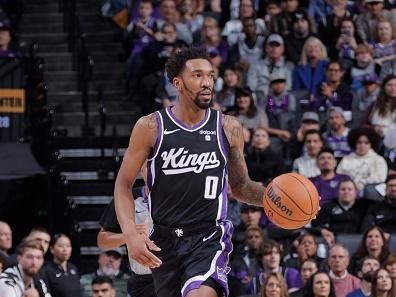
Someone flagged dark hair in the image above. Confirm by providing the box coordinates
[91,275,113,287]
[233,86,257,118]
[0,251,7,268]
[386,174,396,184]
[257,240,282,266]
[165,47,211,83]
[359,256,380,272]
[241,16,256,26]
[371,268,393,297]
[353,226,390,262]
[383,252,396,267]
[29,226,50,236]
[304,272,337,297]
[217,67,241,103]
[338,17,363,44]
[316,147,335,159]
[16,238,44,255]
[303,129,323,144]
[300,257,319,271]
[375,74,396,117]
[347,127,380,151]
[326,60,344,72]
[50,233,70,247]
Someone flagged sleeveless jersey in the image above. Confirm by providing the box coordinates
[147,107,229,227]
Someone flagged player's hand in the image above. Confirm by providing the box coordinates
[24,288,39,297]
[126,232,162,268]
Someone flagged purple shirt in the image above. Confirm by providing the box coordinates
[323,129,352,158]
[258,267,303,291]
[310,174,351,205]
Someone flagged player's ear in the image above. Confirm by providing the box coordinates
[173,77,182,90]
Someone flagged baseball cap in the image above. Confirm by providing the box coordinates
[270,71,287,83]
[207,47,220,57]
[266,33,284,45]
[292,10,309,23]
[103,247,124,258]
[362,73,379,84]
[301,111,319,123]
[241,204,262,213]
[327,106,344,117]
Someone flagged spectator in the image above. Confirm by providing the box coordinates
[225,86,269,130]
[247,33,294,107]
[228,16,265,79]
[81,249,129,297]
[346,256,380,297]
[292,129,324,178]
[383,253,396,280]
[263,1,282,28]
[380,54,396,79]
[221,0,266,46]
[227,187,243,228]
[268,0,300,36]
[245,128,287,184]
[179,0,204,35]
[289,112,321,160]
[352,73,381,112]
[215,67,241,109]
[303,272,337,297]
[371,268,395,297]
[350,226,391,277]
[0,252,5,273]
[0,239,50,297]
[360,174,396,234]
[327,244,361,297]
[91,276,115,297]
[266,71,296,133]
[362,74,396,138]
[285,9,316,65]
[229,225,265,295]
[356,0,396,43]
[349,44,378,92]
[261,272,289,297]
[336,127,388,192]
[292,37,329,97]
[156,0,192,44]
[255,240,303,294]
[0,221,11,258]
[0,19,19,57]
[290,258,319,297]
[310,147,351,205]
[311,61,353,112]
[371,19,396,65]
[322,107,352,159]
[40,233,83,297]
[312,179,370,234]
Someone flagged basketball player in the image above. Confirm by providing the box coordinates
[114,47,266,297]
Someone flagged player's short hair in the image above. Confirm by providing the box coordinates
[165,47,210,83]
[91,275,114,287]
[16,238,44,255]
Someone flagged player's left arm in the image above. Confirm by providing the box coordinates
[223,114,265,206]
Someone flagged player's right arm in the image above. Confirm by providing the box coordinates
[114,114,162,268]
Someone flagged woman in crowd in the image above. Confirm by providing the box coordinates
[371,19,396,65]
[179,0,203,35]
[362,74,396,138]
[261,272,289,297]
[215,67,242,109]
[303,272,336,297]
[337,127,388,192]
[383,253,396,280]
[226,86,269,130]
[292,37,329,97]
[371,268,394,297]
[350,226,391,276]
[290,258,319,297]
[333,17,362,66]
[40,233,83,297]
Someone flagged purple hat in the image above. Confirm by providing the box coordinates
[362,73,379,84]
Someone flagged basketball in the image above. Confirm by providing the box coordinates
[263,173,320,229]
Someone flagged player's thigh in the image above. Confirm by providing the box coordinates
[127,273,156,297]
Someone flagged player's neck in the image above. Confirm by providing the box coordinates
[170,102,208,128]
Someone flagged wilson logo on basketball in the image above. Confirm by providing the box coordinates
[267,186,293,217]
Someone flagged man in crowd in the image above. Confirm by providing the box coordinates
[346,256,380,297]
[91,276,116,297]
[0,221,11,259]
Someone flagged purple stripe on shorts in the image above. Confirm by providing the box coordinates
[167,107,209,130]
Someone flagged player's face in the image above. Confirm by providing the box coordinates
[338,181,357,205]
[179,59,215,109]
[92,283,116,297]
[264,276,282,297]
[312,273,331,297]
[51,235,72,262]
[365,228,384,252]
[301,261,318,283]
[362,258,380,274]
[18,248,44,277]
[30,231,51,254]
[376,269,392,292]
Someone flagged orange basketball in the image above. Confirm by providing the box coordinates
[263,173,320,229]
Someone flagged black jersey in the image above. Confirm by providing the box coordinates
[147,107,229,227]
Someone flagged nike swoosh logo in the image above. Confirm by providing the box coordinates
[164,128,180,135]
[203,230,218,242]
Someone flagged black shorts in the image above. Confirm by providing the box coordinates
[149,220,234,297]
[127,272,156,297]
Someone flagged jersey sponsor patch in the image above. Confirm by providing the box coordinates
[161,148,220,175]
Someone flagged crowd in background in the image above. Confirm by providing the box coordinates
[0,0,396,296]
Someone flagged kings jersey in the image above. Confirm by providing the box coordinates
[147,107,229,227]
